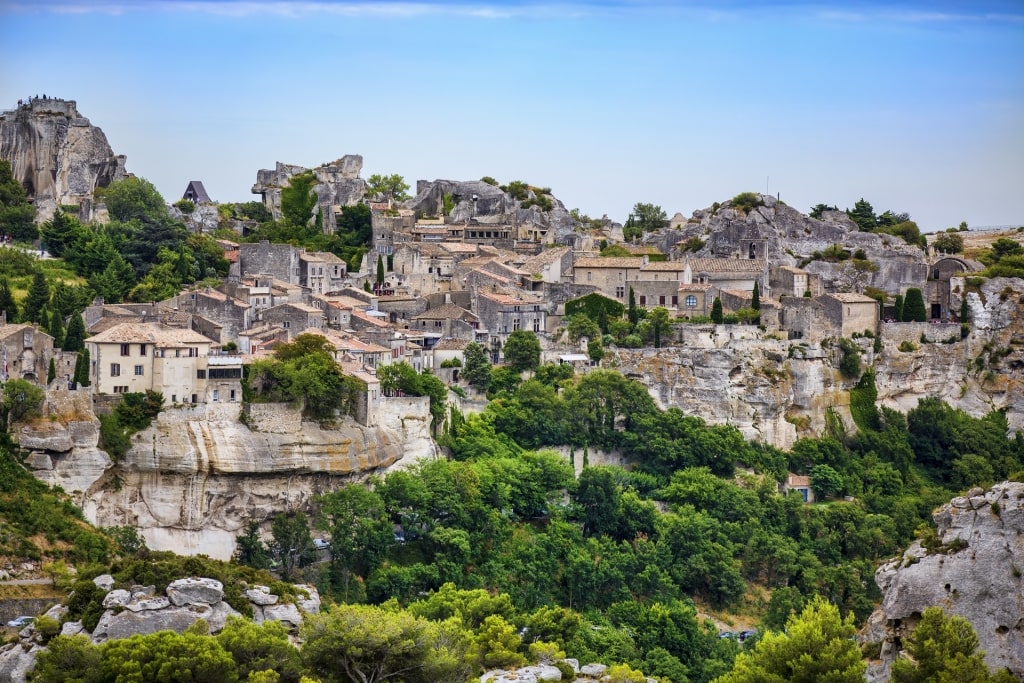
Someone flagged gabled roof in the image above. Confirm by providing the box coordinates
[411,303,479,322]
[574,257,646,269]
[183,181,212,203]
[641,261,689,272]
[822,292,878,304]
[86,322,214,347]
[686,258,767,273]
[433,337,469,351]
[478,289,544,306]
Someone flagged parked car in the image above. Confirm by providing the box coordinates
[6,616,33,628]
[313,538,330,550]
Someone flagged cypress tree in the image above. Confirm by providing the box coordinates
[48,309,65,348]
[47,358,56,385]
[73,348,90,388]
[959,295,969,323]
[376,254,385,286]
[628,287,639,325]
[0,277,18,323]
[64,313,86,352]
[711,296,724,324]
[903,288,927,322]
[23,270,50,323]
[894,294,905,322]
[751,281,761,310]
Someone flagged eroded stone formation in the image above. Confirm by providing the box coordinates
[861,481,1024,681]
[0,97,128,222]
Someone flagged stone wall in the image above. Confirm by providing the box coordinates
[880,321,962,345]
[243,402,302,433]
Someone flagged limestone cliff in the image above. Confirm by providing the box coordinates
[251,156,367,232]
[861,482,1024,681]
[659,194,929,293]
[609,277,1024,448]
[21,395,436,560]
[0,98,128,222]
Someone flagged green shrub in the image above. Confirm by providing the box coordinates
[899,340,919,352]
[173,199,196,214]
[837,338,861,378]
[731,192,763,213]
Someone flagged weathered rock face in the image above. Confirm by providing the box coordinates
[21,398,436,560]
[609,277,1024,448]
[656,194,929,294]
[863,482,1024,681]
[408,179,579,246]
[251,156,367,232]
[0,98,128,222]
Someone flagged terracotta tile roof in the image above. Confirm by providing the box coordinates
[677,283,712,291]
[823,292,878,304]
[478,289,544,306]
[350,308,391,328]
[86,322,214,346]
[574,257,646,269]
[641,261,689,272]
[433,337,469,351]
[519,246,570,273]
[439,242,480,254]
[686,258,767,273]
[411,303,479,322]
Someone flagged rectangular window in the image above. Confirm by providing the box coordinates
[209,368,241,379]
[615,286,624,298]
[230,389,236,402]
[587,272,592,282]
[672,295,678,306]
[283,321,291,329]
[639,295,647,305]
[120,343,130,356]
[134,365,144,376]
[533,318,540,332]
[212,390,219,402]
[110,363,120,377]
[513,319,521,331]
[659,295,666,305]
[114,385,129,394]
[139,344,146,357]
[197,369,207,379]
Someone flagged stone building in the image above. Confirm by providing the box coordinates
[0,323,54,385]
[820,292,879,337]
[409,303,480,341]
[926,256,982,321]
[769,265,822,298]
[237,241,301,284]
[475,288,547,354]
[676,283,713,317]
[161,289,252,346]
[85,322,228,405]
[299,251,347,295]
[259,302,325,336]
[572,256,647,302]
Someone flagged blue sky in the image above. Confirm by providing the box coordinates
[1,1,1022,230]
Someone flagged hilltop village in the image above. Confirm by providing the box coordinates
[2,96,1024,683]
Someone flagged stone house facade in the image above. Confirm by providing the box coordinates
[572,256,648,302]
[0,323,55,386]
[259,302,325,336]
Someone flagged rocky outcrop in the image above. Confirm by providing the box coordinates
[862,482,1024,681]
[408,179,579,246]
[0,579,319,679]
[251,156,367,232]
[20,397,436,560]
[0,97,128,222]
[658,194,928,294]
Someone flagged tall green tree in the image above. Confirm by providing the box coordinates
[627,287,639,325]
[0,277,18,323]
[49,309,65,348]
[22,270,51,323]
[271,511,316,580]
[64,313,86,352]
[711,297,723,324]
[903,287,927,322]
[376,254,385,286]
[41,209,87,257]
[503,330,541,373]
[751,281,761,310]
[846,198,878,232]
[73,349,90,388]
[366,173,411,202]
[462,342,492,391]
[100,628,239,683]
[336,203,373,246]
[647,306,672,348]
[47,357,56,385]
[234,520,271,570]
[0,160,36,241]
[624,202,667,241]
[894,293,905,322]
[99,176,168,224]
[89,253,136,304]
[713,596,865,683]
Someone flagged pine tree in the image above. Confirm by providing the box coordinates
[23,270,50,323]
[47,358,56,385]
[751,281,761,310]
[711,296,724,324]
[64,313,86,352]
[72,348,90,388]
[0,277,18,323]
[48,309,65,348]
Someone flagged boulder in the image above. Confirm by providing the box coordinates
[244,586,279,606]
[205,600,241,632]
[579,664,607,677]
[0,643,38,683]
[92,574,114,591]
[166,578,224,606]
[92,604,213,642]
[122,596,171,612]
[294,584,321,614]
[262,603,303,628]
[60,621,83,636]
[102,589,131,609]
